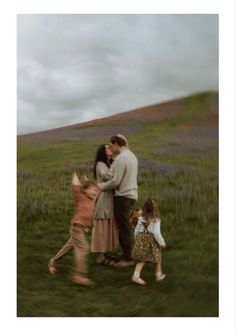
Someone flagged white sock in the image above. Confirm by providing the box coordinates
[156,272,162,277]
[133,271,140,278]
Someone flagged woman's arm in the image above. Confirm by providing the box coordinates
[96,162,113,181]
[98,158,126,191]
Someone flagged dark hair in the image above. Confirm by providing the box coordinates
[110,136,126,147]
[93,144,112,179]
[142,199,160,220]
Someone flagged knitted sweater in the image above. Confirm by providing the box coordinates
[99,149,138,200]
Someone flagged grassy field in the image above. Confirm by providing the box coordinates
[17,92,218,317]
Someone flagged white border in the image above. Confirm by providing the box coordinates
[0,1,235,332]
[15,0,221,14]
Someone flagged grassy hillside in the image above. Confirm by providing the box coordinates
[17,92,218,317]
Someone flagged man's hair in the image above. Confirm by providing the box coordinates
[110,136,126,147]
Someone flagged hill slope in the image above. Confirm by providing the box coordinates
[18,91,218,143]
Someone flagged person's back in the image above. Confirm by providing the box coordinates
[72,183,100,228]
[131,199,167,285]
[111,149,138,199]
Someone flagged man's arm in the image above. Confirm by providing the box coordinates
[98,158,126,191]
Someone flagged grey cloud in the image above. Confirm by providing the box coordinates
[17,14,218,134]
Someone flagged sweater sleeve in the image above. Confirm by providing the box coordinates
[98,157,126,191]
[153,219,166,246]
[96,162,113,181]
[134,217,144,239]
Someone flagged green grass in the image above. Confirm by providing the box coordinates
[17,93,218,317]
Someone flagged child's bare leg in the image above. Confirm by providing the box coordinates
[48,237,73,274]
[155,249,166,281]
[155,249,162,274]
[135,261,145,274]
[52,237,73,261]
[132,261,146,285]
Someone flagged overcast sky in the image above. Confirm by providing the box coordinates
[17,14,218,135]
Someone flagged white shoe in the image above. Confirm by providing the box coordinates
[132,276,146,285]
[156,273,166,281]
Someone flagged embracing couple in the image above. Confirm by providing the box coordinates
[48,134,138,285]
[94,134,138,266]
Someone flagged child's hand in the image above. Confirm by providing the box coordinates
[84,228,90,233]
[79,175,88,183]
[72,172,81,186]
[129,209,142,225]
[161,243,167,249]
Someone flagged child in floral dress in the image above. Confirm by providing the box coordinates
[131,199,166,285]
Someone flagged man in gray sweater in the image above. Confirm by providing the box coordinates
[98,135,138,266]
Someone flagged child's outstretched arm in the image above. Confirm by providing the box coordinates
[71,172,82,204]
[72,172,81,186]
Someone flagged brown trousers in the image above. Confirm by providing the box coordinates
[69,224,89,276]
[51,237,73,261]
[114,196,136,261]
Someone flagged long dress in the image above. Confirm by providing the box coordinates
[91,162,119,253]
